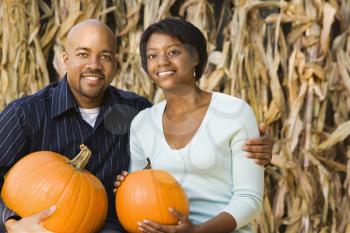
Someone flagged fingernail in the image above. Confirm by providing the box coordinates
[137,222,142,226]
[50,205,56,212]
[168,207,174,212]
[143,220,149,223]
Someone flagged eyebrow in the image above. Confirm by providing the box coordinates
[75,47,114,54]
[75,47,89,51]
[146,43,183,51]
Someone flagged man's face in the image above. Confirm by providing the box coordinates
[63,24,117,108]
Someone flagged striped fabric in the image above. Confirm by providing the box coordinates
[0,76,151,232]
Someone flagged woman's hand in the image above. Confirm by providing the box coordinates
[243,122,273,166]
[138,207,198,233]
[113,170,128,193]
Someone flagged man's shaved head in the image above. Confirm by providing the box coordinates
[66,19,116,52]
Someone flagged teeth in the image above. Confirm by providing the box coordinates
[158,71,175,78]
[84,76,99,81]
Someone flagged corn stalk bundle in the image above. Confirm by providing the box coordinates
[0,0,349,232]
[0,0,50,109]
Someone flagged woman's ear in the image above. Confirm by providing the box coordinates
[192,51,199,66]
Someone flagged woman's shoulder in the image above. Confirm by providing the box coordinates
[211,92,258,134]
[131,100,166,128]
[212,92,251,113]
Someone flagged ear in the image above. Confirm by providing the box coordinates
[62,51,68,69]
[192,51,199,66]
[114,54,118,70]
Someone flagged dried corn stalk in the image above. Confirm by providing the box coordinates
[0,0,349,232]
[0,0,50,109]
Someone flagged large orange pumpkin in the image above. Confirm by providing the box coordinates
[115,159,189,233]
[1,145,108,233]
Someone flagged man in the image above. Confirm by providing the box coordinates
[0,19,272,233]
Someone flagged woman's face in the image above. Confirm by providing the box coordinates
[145,33,198,91]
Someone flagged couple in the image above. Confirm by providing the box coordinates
[0,18,270,233]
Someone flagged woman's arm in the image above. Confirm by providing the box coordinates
[129,112,149,172]
[222,102,264,229]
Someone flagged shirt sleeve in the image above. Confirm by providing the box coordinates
[0,105,30,228]
[0,198,18,230]
[223,103,264,229]
[128,112,148,172]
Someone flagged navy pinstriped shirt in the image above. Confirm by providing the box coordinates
[0,77,151,232]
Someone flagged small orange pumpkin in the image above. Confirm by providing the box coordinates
[1,145,108,233]
[116,159,189,233]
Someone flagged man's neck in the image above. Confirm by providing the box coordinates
[75,95,104,109]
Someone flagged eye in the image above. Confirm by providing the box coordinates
[147,54,156,60]
[168,49,180,57]
[77,53,88,58]
[101,54,113,61]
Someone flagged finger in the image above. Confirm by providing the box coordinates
[254,159,268,166]
[32,206,56,221]
[242,145,271,153]
[138,220,165,233]
[116,175,125,181]
[246,152,270,160]
[258,122,267,136]
[114,181,121,187]
[168,207,186,222]
[244,136,271,146]
[122,171,128,176]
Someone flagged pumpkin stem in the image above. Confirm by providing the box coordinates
[69,144,92,171]
[143,157,152,170]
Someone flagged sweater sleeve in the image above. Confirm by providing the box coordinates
[129,111,148,172]
[223,102,264,229]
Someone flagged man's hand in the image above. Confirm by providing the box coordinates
[5,206,56,233]
[243,122,273,166]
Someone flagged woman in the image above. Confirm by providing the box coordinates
[117,18,264,233]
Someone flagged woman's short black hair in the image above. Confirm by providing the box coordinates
[139,18,208,81]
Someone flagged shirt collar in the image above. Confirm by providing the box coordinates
[50,75,120,119]
[50,76,78,119]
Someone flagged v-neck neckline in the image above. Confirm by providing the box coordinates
[158,92,216,152]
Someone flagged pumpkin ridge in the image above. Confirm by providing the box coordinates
[55,170,84,233]
[89,176,108,232]
[152,171,167,223]
[44,170,78,232]
[91,174,108,232]
[75,172,94,233]
[4,154,73,216]
[35,157,75,213]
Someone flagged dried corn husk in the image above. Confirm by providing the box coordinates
[0,1,349,232]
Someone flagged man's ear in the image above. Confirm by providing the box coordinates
[62,51,68,69]
[114,54,119,70]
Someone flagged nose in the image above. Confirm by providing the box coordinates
[157,53,171,66]
[86,56,102,70]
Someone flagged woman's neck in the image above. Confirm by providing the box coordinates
[163,86,208,114]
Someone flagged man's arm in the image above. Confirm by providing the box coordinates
[0,104,30,230]
[0,199,18,232]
